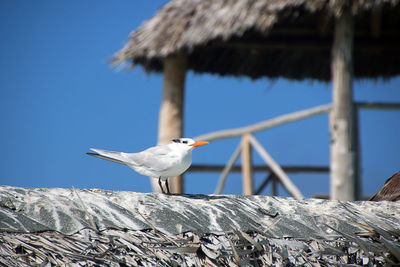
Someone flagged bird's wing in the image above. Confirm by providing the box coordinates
[88,145,178,173]
[144,145,173,156]
[125,145,177,172]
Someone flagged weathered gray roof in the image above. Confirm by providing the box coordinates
[114,0,400,81]
[1,186,400,266]
[1,185,399,236]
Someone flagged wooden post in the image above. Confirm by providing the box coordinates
[330,4,357,200]
[153,55,187,193]
[241,134,254,195]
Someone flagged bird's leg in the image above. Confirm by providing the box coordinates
[165,179,170,194]
[158,177,165,194]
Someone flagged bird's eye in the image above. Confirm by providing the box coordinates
[182,140,188,144]
[172,139,180,143]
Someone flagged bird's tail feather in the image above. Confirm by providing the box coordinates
[87,148,126,165]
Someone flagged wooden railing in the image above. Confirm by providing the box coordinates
[191,102,400,199]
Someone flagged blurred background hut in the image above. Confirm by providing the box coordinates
[113,0,400,199]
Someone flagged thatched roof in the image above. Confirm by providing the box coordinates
[1,186,400,266]
[370,171,400,201]
[114,0,400,81]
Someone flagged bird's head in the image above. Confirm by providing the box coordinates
[171,138,209,151]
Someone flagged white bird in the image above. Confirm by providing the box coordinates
[87,138,209,194]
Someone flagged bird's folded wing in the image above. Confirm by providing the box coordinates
[126,147,178,172]
[144,145,173,155]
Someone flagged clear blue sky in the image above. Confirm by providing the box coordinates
[1,1,399,198]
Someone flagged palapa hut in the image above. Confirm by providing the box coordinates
[113,0,400,198]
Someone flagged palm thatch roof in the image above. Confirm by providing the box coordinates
[1,186,400,266]
[113,0,400,81]
[370,171,400,201]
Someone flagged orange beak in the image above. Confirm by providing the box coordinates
[190,140,209,147]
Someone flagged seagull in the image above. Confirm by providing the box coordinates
[87,138,209,194]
